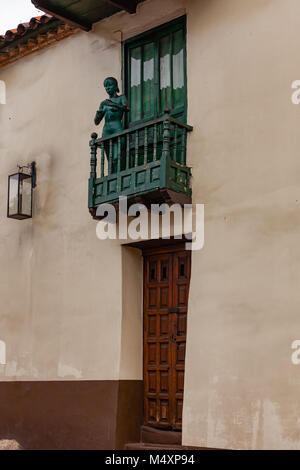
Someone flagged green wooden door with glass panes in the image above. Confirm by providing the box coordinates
[124,17,187,127]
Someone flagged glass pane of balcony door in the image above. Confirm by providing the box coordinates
[160,35,172,114]
[172,29,185,110]
[130,46,142,122]
[143,42,155,119]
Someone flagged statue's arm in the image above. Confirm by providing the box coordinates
[94,103,105,126]
[121,95,130,112]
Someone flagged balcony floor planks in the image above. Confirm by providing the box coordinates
[89,188,192,220]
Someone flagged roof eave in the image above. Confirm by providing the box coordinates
[31,0,139,32]
[0,16,79,68]
[32,0,92,31]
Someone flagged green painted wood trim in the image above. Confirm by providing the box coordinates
[88,114,192,210]
[97,115,166,143]
[168,116,193,132]
[96,115,192,145]
[123,15,186,47]
[123,16,187,127]
[90,157,192,207]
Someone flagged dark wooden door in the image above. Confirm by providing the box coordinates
[143,247,191,430]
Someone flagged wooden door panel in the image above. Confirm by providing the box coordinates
[144,249,191,430]
[172,251,190,429]
[144,254,173,428]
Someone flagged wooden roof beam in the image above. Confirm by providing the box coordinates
[103,0,138,14]
[31,0,92,31]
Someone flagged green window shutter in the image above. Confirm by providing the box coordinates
[124,16,187,127]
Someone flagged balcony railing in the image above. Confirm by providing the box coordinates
[88,114,193,217]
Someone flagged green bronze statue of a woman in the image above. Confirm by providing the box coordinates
[94,77,129,172]
[94,77,129,135]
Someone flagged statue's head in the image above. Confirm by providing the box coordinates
[104,77,120,97]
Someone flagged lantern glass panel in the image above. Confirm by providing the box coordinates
[8,172,32,219]
[20,174,32,217]
[8,174,19,217]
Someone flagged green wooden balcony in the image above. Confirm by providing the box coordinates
[88,114,193,218]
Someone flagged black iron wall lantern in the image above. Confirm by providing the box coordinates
[7,162,36,220]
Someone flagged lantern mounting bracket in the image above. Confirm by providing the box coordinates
[17,161,36,188]
[31,162,37,189]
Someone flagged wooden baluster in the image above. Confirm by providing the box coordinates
[181,128,187,165]
[144,127,148,164]
[162,118,171,163]
[126,134,130,169]
[89,133,98,180]
[135,130,139,167]
[100,141,105,177]
[173,124,178,162]
[153,124,157,161]
[88,132,98,209]
[117,136,121,172]
[108,138,113,174]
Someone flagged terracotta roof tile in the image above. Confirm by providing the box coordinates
[0,15,79,67]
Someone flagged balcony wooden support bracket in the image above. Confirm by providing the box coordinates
[90,189,192,220]
[103,0,138,14]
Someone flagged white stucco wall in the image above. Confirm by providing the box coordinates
[0,16,125,382]
[183,0,300,450]
[0,0,187,384]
